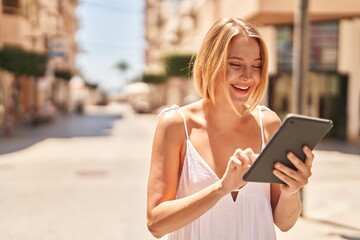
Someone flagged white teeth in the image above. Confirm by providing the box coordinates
[234,85,249,90]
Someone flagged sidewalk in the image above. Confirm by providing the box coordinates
[317,139,360,155]
[276,147,360,240]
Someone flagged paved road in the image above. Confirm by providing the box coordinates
[0,104,156,240]
[0,103,359,240]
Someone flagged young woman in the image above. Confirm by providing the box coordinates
[147,17,314,240]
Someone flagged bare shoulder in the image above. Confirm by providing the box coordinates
[156,100,204,137]
[259,106,281,137]
[156,106,186,138]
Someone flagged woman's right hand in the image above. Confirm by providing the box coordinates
[220,148,258,193]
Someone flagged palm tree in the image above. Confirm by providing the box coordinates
[115,61,129,85]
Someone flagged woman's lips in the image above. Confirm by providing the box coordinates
[232,84,250,94]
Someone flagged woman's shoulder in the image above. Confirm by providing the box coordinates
[161,100,202,117]
[256,105,280,119]
[256,105,281,132]
[157,105,186,130]
[156,101,204,132]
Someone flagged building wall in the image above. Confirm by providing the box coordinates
[190,0,217,52]
[58,0,79,71]
[0,0,79,71]
[0,0,79,130]
[258,26,277,75]
[338,18,360,142]
[0,1,3,48]
[0,70,14,131]
[1,0,44,51]
[145,0,162,74]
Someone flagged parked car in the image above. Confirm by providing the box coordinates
[124,82,152,113]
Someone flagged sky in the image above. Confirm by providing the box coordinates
[75,0,145,93]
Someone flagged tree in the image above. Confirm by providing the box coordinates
[164,53,194,78]
[116,61,129,85]
[0,47,47,77]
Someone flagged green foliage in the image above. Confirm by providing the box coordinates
[164,53,194,78]
[85,82,98,89]
[54,70,72,81]
[0,47,47,77]
[142,73,166,84]
[116,61,129,72]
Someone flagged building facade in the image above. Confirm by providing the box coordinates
[0,0,79,133]
[144,0,360,143]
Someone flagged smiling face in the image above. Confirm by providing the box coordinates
[193,18,269,115]
[215,35,262,112]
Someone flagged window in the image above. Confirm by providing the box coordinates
[277,26,293,72]
[3,0,20,14]
[277,22,339,73]
[309,22,339,71]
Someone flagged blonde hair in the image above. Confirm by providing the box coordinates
[192,18,269,116]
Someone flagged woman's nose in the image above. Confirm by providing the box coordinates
[239,68,250,80]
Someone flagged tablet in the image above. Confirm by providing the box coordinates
[243,114,333,184]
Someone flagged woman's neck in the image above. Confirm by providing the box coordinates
[202,98,251,129]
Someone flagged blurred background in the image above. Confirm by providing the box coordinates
[0,0,359,239]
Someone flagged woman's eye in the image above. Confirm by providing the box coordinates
[229,63,241,67]
[252,65,262,70]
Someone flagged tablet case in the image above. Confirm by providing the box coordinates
[243,114,333,184]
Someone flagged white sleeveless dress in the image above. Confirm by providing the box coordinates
[158,105,276,240]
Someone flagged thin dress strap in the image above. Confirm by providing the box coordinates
[257,105,266,151]
[158,104,189,140]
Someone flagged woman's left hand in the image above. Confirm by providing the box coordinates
[272,145,314,196]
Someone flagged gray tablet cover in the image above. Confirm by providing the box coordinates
[243,114,333,184]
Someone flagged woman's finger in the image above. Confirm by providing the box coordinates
[286,152,305,170]
[242,148,257,164]
[273,167,305,194]
[303,145,314,169]
[274,162,302,182]
[287,152,312,178]
[273,168,297,186]
[229,156,242,170]
[233,149,251,165]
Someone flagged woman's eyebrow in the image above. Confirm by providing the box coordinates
[228,56,243,60]
[228,56,262,61]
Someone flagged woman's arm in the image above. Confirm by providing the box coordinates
[271,183,301,231]
[146,111,225,238]
[261,110,312,231]
[147,178,226,238]
[271,146,314,231]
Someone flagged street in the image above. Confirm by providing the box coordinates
[0,104,156,240]
[0,103,359,240]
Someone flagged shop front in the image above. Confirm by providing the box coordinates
[269,21,348,140]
